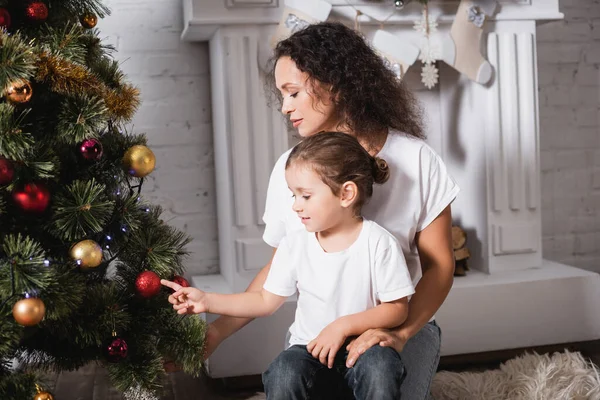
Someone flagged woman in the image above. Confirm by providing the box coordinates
[205,22,458,399]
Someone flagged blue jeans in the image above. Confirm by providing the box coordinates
[270,320,441,399]
[262,344,405,400]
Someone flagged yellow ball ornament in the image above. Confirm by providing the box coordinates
[70,239,103,268]
[12,297,46,326]
[6,81,33,104]
[80,12,97,29]
[34,384,55,400]
[123,145,156,178]
[33,391,55,400]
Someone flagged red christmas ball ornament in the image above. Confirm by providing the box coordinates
[135,271,161,298]
[0,8,11,29]
[173,275,190,288]
[12,183,50,213]
[25,2,48,22]
[0,158,15,185]
[79,138,103,161]
[102,334,128,363]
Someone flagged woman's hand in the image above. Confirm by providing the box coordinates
[345,327,409,368]
[307,320,348,368]
[161,279,209,315]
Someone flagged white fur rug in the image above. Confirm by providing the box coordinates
[431,351,600,400]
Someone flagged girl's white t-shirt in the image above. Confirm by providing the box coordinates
[263,219,415,346]
[262,132,460,290]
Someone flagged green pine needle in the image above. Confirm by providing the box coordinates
[51,178,115,241]
[0,31,38,92]
[0,234,51,295]
[0,105,35,161]
[56,94,109,144]
[40,24,88,65]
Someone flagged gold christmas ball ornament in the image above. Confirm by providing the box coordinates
[33,384,55,400]
[12,297,46,326]
[80,12,97,29]
[34,392,54,400]
[70,239,103,268]
[6,81,33,104]
[123,145,156,178]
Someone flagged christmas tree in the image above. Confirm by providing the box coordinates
[0,1,206,399]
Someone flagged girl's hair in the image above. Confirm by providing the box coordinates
[267,21,425,144]
[286,132,390,214]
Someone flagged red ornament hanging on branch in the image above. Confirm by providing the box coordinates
[173,275,190,288]
[12,183,50,213]
[135,271,161,298]
[79,138,103,161]
[25,2,48,22]
[0,8,11,29]
[0,158,15,185]
[102,332,128,363]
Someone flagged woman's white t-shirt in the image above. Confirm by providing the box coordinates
[262,132,460,290]
[264,219,415,346]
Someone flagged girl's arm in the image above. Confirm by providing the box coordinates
[336,298,409,337]
[162,277,286,318]
[205,288,286,318]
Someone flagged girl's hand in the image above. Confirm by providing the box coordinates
[161,279,209,315]
[307,320,348,368]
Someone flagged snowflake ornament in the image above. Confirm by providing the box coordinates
[421,62,439,90]
[413,8,438,35]
[418,40,442,65]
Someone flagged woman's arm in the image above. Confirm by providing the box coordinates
[345,205,454,366]
[398,205,454,338]
[334,298,409,337]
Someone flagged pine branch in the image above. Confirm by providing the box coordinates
[40,24,88,65]
[0,197,5,217]
[156,310,206,377]
[51,178,115,241]
[121,209,191,277]
[34,262,86,322]
[0,31,38,92]
[0,104,35,161]
[93,56,125,89]
[62,0,111,19]
[56,94,109,144]
[0,234,51,296]
[0,368,37,400]
[19,144,59,181]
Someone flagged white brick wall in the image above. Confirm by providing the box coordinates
[538,1,600,272]
[102,0,218,276]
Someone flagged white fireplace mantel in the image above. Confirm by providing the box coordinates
[181,0,600,379]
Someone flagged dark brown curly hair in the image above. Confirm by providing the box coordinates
[267,21,425,144]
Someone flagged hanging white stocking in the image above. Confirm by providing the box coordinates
[442,0,497,84]
[372,29,420,80]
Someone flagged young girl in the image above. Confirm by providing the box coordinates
[162,131,414,399]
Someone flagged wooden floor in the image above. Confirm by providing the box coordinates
[44,340,600,399]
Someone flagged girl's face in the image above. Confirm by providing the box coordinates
[285,163,346,233]
[275,56,341,137]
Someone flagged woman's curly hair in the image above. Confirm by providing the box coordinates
[266,21,425,143]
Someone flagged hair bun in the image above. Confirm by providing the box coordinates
[372,157,390,184]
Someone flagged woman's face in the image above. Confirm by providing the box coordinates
[275,56,341,137]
